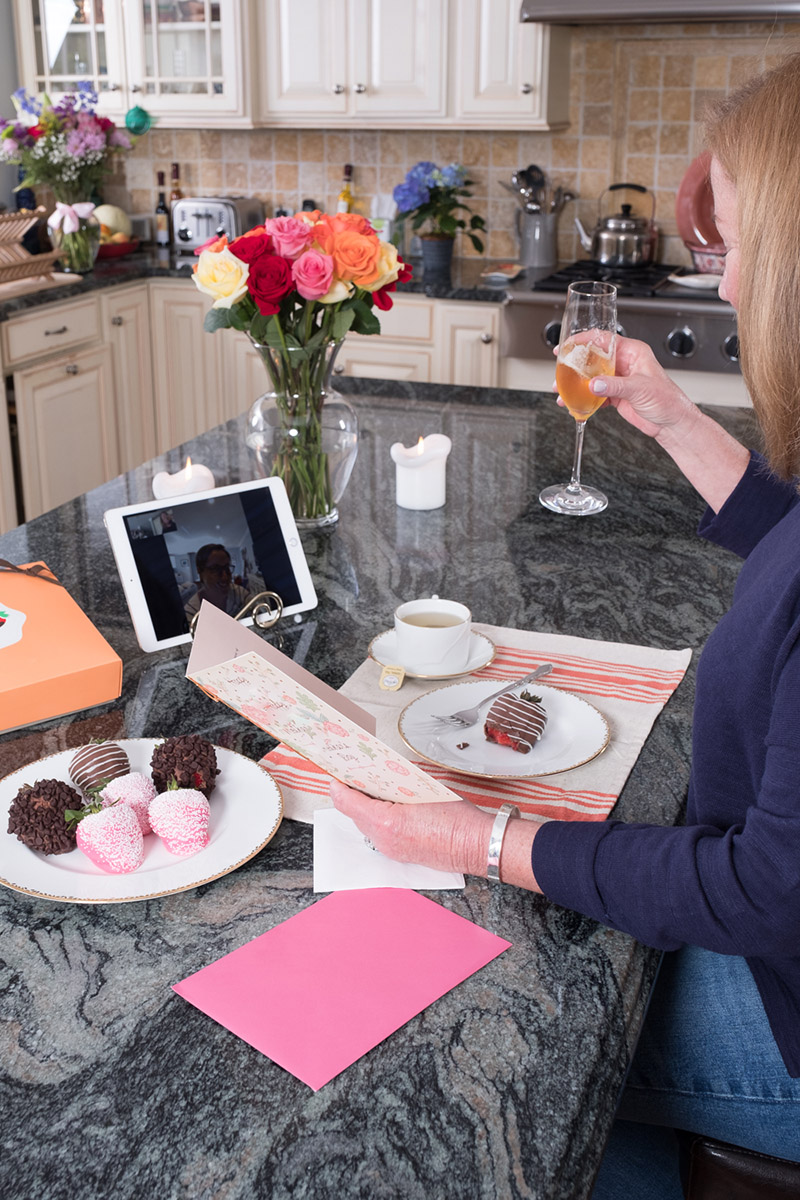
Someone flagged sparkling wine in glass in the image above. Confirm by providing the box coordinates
[539,280,617,516]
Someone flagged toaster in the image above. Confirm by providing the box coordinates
[171,195,266,252]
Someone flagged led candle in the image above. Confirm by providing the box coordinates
[390,434,452,510]
[152,457,216,500]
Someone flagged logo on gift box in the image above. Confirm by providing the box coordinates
[0,603,26,650]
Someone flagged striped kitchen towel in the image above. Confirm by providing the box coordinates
[260,623,692,824]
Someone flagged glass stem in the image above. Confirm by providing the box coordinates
[566,420,587,494]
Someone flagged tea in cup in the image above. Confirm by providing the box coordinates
[394,596,472,674]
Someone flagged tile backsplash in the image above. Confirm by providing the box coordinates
[113,19,800,266]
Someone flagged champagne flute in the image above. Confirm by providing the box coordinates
[539,280,617,516]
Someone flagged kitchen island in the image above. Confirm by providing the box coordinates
[0,380,756,1200]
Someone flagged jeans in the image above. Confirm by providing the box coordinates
[591,944,800,1199]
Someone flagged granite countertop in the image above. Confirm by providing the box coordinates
[0,381,757,1200]
[0,249,512,323]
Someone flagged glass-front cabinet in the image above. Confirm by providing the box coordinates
[13,0,252,125]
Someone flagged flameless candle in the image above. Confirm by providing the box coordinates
[390,434,452,510]
[152,457,216,500]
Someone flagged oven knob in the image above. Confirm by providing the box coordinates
[722,333,740,362]
[215,225,226,237]
[667,326,697,358]
[177,226,193,241]
[543,320,561,348]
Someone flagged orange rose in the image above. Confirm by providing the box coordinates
[323,212,375,236]
[329,230,382,285]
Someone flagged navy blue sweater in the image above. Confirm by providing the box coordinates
[531,452,800,1076]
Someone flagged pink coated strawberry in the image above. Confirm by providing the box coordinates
[149,786,210,857]
[100,772,156,835]
[75,803,144,873]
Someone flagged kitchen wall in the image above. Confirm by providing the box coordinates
[118,17,800,266]
[0,0,19,212]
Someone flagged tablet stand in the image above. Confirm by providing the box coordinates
[188,590,284,638]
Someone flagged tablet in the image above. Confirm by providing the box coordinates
[104,477,318,653]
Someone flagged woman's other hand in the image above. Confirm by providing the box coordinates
[330,780,493,877]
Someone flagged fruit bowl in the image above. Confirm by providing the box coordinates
[97,237,140,259]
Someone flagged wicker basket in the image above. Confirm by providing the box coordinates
[0,207,63,284]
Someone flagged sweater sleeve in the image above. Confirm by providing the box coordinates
[531,616,800,958]
[698,450,799,558]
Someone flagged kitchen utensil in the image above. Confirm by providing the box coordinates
[368,629,495,679]
[574,183,658,267]
[433,663,552,727]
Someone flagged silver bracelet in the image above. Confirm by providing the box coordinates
[486,803,520,882]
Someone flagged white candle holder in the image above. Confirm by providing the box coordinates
[390,434,452,510]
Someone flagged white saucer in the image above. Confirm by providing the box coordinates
[668,272,720,290]
[368,629,495,679]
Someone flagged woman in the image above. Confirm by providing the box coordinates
[184,543,252,620]
[331,54,800,1197]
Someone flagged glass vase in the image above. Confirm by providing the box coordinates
[48,200,101,274]
[245,339,359,529]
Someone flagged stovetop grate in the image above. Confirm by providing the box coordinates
[531,260,679,298]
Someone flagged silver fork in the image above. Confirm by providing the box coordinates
[433,664,553,729]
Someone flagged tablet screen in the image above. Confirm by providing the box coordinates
[105,478,317,652]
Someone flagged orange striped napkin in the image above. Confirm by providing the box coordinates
[260,623,691,825]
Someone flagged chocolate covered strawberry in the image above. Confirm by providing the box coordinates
[149,782,210,856]
[68,800,144,874]
[150,735,219,798]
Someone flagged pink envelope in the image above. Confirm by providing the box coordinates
[173,888,511,1091]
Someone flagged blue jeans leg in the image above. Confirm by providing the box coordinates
[591,944,800,1199]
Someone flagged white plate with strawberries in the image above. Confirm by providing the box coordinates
[0,739,283,903]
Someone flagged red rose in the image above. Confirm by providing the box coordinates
[247,254,294,315]
[229,231,273,264]
[372,284,396,311]
[397,257,413,283]
[28,126,43,139]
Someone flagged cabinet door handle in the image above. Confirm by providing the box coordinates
[332,83,345,94]
[131,84,142,93]
[521,83,533,95]
[354,83,366,94]
[109,82,121,92]
[44,325,68,336]
[481,333,494,344]
[111,316,124,326]
[65,364,79,375]
[333,364,345,374]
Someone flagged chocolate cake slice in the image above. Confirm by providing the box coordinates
[484,690,547,754]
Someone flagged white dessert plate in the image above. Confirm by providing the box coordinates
[668,273,720,290]
[398,682,609,779]
[0,739,283,904]
[368,629,495,679]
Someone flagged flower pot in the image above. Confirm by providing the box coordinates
[245,340,359,529]
[48,200,101,274]
[420,235,454,280]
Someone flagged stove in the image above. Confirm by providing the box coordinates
[502,261,745,403]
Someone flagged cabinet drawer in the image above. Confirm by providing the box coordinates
[370,297,434,342]
[2,297,101,368]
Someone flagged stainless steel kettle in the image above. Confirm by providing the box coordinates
[574,183,658,267]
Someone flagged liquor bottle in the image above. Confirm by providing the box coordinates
[336,164,353,213]
[170,162,183,203]
[155,171,170,246]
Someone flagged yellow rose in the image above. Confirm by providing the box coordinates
[360,241,401,293]
[318,277,354,305]
[193,246,250,309]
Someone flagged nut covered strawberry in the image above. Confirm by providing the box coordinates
[150,735,219,798]
[72,802,144,874]
[149,784,210,856]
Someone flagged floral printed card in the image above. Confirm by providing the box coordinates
[189,648,460,805]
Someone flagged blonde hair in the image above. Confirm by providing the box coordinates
[704,54,800,479]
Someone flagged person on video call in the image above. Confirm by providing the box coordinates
[184,543,253,620]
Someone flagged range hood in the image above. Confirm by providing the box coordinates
[520,0,800,22]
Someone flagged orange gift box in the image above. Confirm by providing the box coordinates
[0,562,122,733]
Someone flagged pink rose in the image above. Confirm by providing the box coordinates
[292,249,334,301]
[264,216,314,259]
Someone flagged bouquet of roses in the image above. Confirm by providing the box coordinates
[194,210,412,522]
[194,209,411,397]
[0,84,133,204]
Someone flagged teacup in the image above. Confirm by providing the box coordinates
[393,596,472,674]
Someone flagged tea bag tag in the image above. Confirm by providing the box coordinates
[379,664,405,691]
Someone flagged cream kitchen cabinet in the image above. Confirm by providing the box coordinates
[453,0,570,129]
[13,342,119,521]
[259,0,447,125]
[100,284,157,473]
[149,281,225,452]
[433,301,500,386]
[13,0,253,127]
